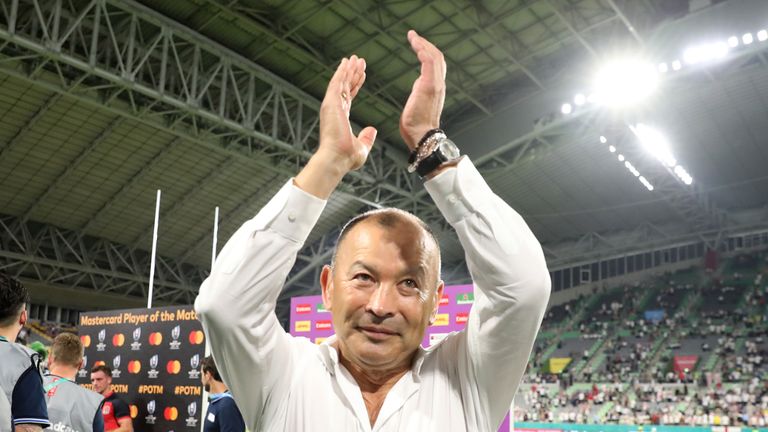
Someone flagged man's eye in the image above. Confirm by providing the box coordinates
[402,279,418,289]
[354,273,373,282]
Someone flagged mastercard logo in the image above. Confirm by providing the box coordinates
[80,335,91,347]
[166,360,181,374]
[163,406,178,421]
[94,360,106,367]
[127,360,141,374]
[112,334,125,347]
[148,332,163,346]
[129,405,138,419]
[188,330,204,345]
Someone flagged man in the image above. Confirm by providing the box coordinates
[89,366,131,432]
[201,356,245,432]
[0,273,50,432]
[44,333,104,432]
[195,31,550,431]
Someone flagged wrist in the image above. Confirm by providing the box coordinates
[294,152,348,199]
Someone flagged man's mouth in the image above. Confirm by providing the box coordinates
[358,326,397,339]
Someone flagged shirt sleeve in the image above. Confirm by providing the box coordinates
[424,157,551,430]
[194,179,326,429]
[112,399,130,421]
[217,400,246,432]
[92,402,105,432]
[12,365,50,428]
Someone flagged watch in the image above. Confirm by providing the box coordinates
[407,132,461,178]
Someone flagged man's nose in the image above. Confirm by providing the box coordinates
[366,284,397,318]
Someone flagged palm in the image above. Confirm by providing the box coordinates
[318,56,377,172]
[399,31,446,150]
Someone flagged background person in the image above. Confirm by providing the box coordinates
[44,333,104,432]
[89,366,131,432]
[0,272,50,432]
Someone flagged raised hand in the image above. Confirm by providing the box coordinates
[318,55,377,173]
[295,55,377,199]
[399,30,447,151]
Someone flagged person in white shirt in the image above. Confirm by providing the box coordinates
[195,30,551,432]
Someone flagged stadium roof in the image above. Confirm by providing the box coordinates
[1,0,767,322]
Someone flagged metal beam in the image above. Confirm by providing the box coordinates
[0,213,203,303]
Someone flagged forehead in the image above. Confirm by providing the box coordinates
[337,218,438,265]
[91,371,106,378]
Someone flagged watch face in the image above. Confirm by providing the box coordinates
[439,139,460,159]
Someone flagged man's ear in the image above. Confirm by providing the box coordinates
[19,308,27,326]
[320,265,334,311]
[429,281,445,325]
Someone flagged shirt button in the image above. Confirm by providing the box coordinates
[448,195,458,205]
[288,213,296,222]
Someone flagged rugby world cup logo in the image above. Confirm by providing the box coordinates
[148,354,159,379]
[185,402,198,427]
[96,329,106,351]
[131,327,142,351]
[78,355,88,378]
[169,325,181,350]
[145,400,157,424]
[112,355,122,378]
[188,354,201,379]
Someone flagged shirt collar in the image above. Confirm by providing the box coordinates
[317,335,430,383]
[209,391,233,404]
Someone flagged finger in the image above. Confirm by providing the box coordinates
[408,30,446,81]
[325,57,348,99]
[349,58,366,99]
[356,126,378,151]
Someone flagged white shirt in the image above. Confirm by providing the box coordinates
[195,158,551,432]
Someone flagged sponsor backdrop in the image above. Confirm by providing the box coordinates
[289,284,512,432]
[77,306,205,432]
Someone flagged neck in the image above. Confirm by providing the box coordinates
[49,364,78,381]
[0,326,18,342]
[209,381,228,394]
[337,349,411,393]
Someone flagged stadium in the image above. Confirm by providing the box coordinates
[0,0,767,431]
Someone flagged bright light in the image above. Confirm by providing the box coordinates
[728,36,739,47]
[658,62,668,73]
[574,93,586,106]
[759,30,768,42]
[673,165,694,185]
[593,59,658,107]
[608,145,616,153]
[561,103,572,114]
[638,176,654,191]
[672,60,682,71]
[587,93,600,104]
[743,33,754,45]
[618,154,625,162]
[600,136,607,144]
[683,42,728,64]
[630,123,677,167]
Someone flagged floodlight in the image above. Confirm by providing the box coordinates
[638,176,654,191]
[728,36,739,47]
[561,103,573,114]
[684,43,729,64]
[658,63,668,73]
[608,145,616,153]
[600,136,607,144]
[618,154,625,162]
[672,60,682,71]
[593,59,658,107]
[743,33,754,45]
[758,30,768,42]
[574,94,586,106]
[630,123,677,168]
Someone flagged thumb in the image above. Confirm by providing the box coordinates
[357,126,377,150]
